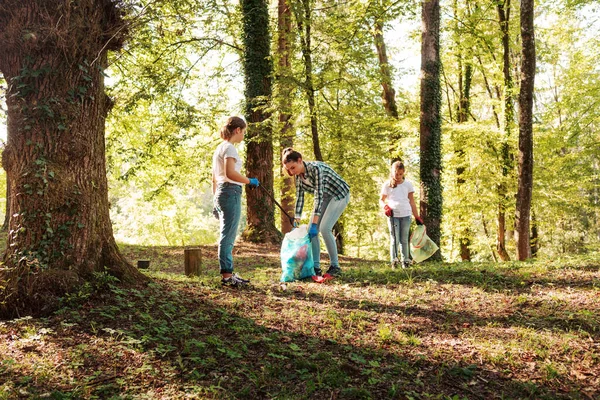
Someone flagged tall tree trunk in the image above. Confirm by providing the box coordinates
[0,0,147,318]
[241,0,281,244]
[374,19,398,120]
[496,0,513,261]
[277,0,295,235]
[419,0,443,260]
[373,14,401,162]
[295,0,322,161]
[454,0,472,261]
[515,0,535,260]
[456,61,473,261]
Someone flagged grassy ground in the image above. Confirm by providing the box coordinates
[0,241,599,399]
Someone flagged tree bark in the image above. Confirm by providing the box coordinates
[294,0,322,162]
[0,0,147,318]
[515,0,535,260]
[373,15,401,162]
[496,0,513,261]
[277,0,295,235]
[419,0,443,260]
[454,0,472,261]
[240,0,281,244]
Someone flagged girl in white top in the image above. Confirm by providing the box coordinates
[379,161,423,268]
[211,116,259,287]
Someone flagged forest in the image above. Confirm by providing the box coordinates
[0,0,598,262]
[0,0,599,398]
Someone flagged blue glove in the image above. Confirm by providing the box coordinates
[308,223,318,240]
[248,178,259,188]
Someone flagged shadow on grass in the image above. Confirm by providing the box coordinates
[1,279,593,399]
[341,260,600,293]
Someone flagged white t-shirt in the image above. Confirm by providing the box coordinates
[380,179,415,217]
[212,141,243,186]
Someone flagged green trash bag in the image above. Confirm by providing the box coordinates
[280,225,315,282]
[410,225,439,263]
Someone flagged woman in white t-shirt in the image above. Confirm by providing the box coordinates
[379,161,423,268]
[212,116,259,287]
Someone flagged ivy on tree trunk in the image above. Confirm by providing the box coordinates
[0,0,147,318]
[419,0,443,260]
[241,0,281,244]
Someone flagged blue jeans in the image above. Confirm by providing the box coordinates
[214,183,242,274]
[389,215,411,263]
[312,193,350,270]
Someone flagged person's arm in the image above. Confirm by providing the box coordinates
[311,164,324,224]
[294,178,305,220]
[225,158,250,184]
[408,192,422,223]
[212,173,216,194]
[380,194,388,207]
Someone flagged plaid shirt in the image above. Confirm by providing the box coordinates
[295,161,350,218]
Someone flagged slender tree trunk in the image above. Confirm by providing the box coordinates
[241,0,281,244]
[277,0,295,235]
[295,0,322,161]
[530,210,538,257]
[374,18,398,119]
[496,0,513,261]
[515,0,535,260]
[373,14,401,162]
[0,0,147,318]
[419,0,443,260]
[454,0,472,261]
[456,62,473,261]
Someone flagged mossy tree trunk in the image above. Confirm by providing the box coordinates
[496,0,513,262]
[419,0,443,260]
[241,0,281,244]
[515,0,535,260]
[277,0,295,235]
[0,0,147,318]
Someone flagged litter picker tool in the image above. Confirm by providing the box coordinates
[257,184,296,226]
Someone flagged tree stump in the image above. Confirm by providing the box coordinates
[184,248,202,277]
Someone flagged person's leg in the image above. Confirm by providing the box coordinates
[216,185,242,276]
[388,217,400,264]
[398,216,412,266]
[318,194,349,275]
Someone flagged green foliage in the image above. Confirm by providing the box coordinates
[98,0,600,261]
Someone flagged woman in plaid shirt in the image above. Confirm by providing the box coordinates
[282,148,350,278]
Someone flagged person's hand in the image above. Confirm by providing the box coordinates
[415,216,424,225]
[212,207,219,220]
[308,223,318,240]
[384,205,393,217]
[248,178,259,188]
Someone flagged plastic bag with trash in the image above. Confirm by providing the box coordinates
[280,225,315,282]
[410,225,439,263]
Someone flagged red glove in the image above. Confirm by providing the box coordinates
[384,205,393,217]
[415,216,424,225]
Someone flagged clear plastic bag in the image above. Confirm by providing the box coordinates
[410,225,439,263]
[280,225,315,282]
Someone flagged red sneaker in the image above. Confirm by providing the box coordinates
[322,273,334,281]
